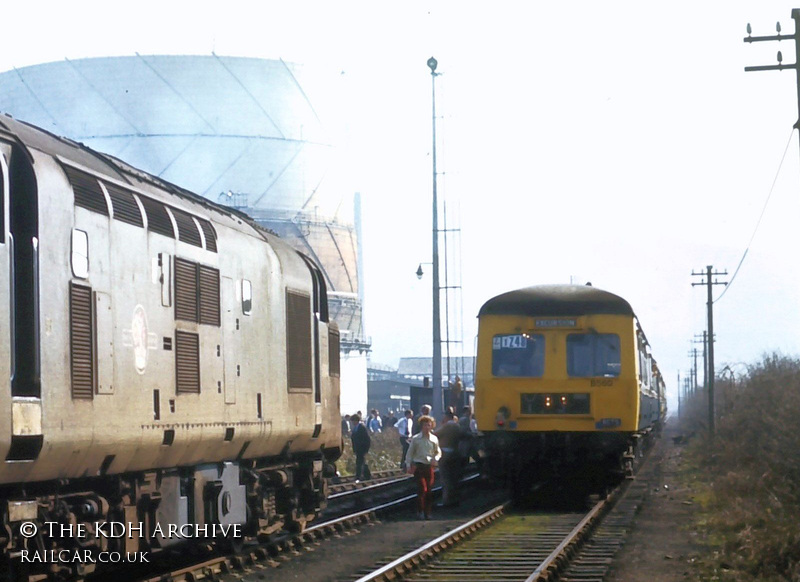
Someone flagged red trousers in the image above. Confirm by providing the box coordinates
[413,463,435,515]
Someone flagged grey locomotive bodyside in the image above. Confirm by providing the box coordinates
[0,114,341,576]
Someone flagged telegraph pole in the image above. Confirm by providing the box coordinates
[691,266,728,438]
[677,372,681,419]
[687,348,698,395]
[694,332,709,391]
[744,11,800,159]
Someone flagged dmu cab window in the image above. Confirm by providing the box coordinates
[492,334,544,377]
[567,333,621,377]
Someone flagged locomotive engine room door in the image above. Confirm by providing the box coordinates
[222,276,237,404]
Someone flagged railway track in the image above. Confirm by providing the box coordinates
[115,450,650,582]
[345,436,657,582]
[348,478,648,582]
[329,469,409,496]
[125,471,482,582]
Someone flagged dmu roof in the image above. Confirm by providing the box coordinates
[478,285,634,317]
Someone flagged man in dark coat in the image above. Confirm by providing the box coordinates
[434,413,465,506]
[350,413,371,481]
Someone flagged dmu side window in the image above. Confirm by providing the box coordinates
[491,334,545,377]
[566,333,621,378]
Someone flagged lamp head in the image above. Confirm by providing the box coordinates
[427,57,438,73]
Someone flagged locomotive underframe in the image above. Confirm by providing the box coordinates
[0,449,337,578]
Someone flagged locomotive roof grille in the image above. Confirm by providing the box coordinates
[0,113,259,231]
[104,182,144,227]
[171,207,203,248]
[63,165,109,216]
[478,284,634,317]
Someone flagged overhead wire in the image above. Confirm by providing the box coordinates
[715,127,796,303]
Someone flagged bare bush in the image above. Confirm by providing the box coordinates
[688,353,800,580]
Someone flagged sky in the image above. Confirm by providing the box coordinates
[4,1,800,411]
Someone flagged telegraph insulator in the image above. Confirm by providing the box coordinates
[777,21,782,33]
[747,23,752,35]
[778,50,783,63]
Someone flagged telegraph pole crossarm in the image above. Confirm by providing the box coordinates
[744,11,800,137]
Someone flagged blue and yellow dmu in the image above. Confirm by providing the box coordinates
[475,284,666,495]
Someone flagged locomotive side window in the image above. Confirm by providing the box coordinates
[492,334,545,377]
[566,333,621,377]
[71,229,89,279]
[242,279,252,315]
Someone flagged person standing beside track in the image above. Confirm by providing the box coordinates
[434,413,465,507]
[394,409,414,469]
[406,415,441,520]
[414,404,432,434]
[350,413,371,481]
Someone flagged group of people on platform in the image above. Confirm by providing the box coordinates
[346,404,479,521]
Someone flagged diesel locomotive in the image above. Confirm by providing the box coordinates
[475,284,666,497]
[0,114,342,577]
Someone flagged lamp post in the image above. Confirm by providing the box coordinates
[428,56,443,421]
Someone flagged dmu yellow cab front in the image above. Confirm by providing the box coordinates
[475,285,645,436]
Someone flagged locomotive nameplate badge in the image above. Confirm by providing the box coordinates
[534,318,577,328]
[122,305,159,374]
[123,306,161,373]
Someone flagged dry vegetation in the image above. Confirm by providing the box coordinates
[683,353,800,581]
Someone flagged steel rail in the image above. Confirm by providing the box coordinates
[351,503,510,582]
[523,497,608,582]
